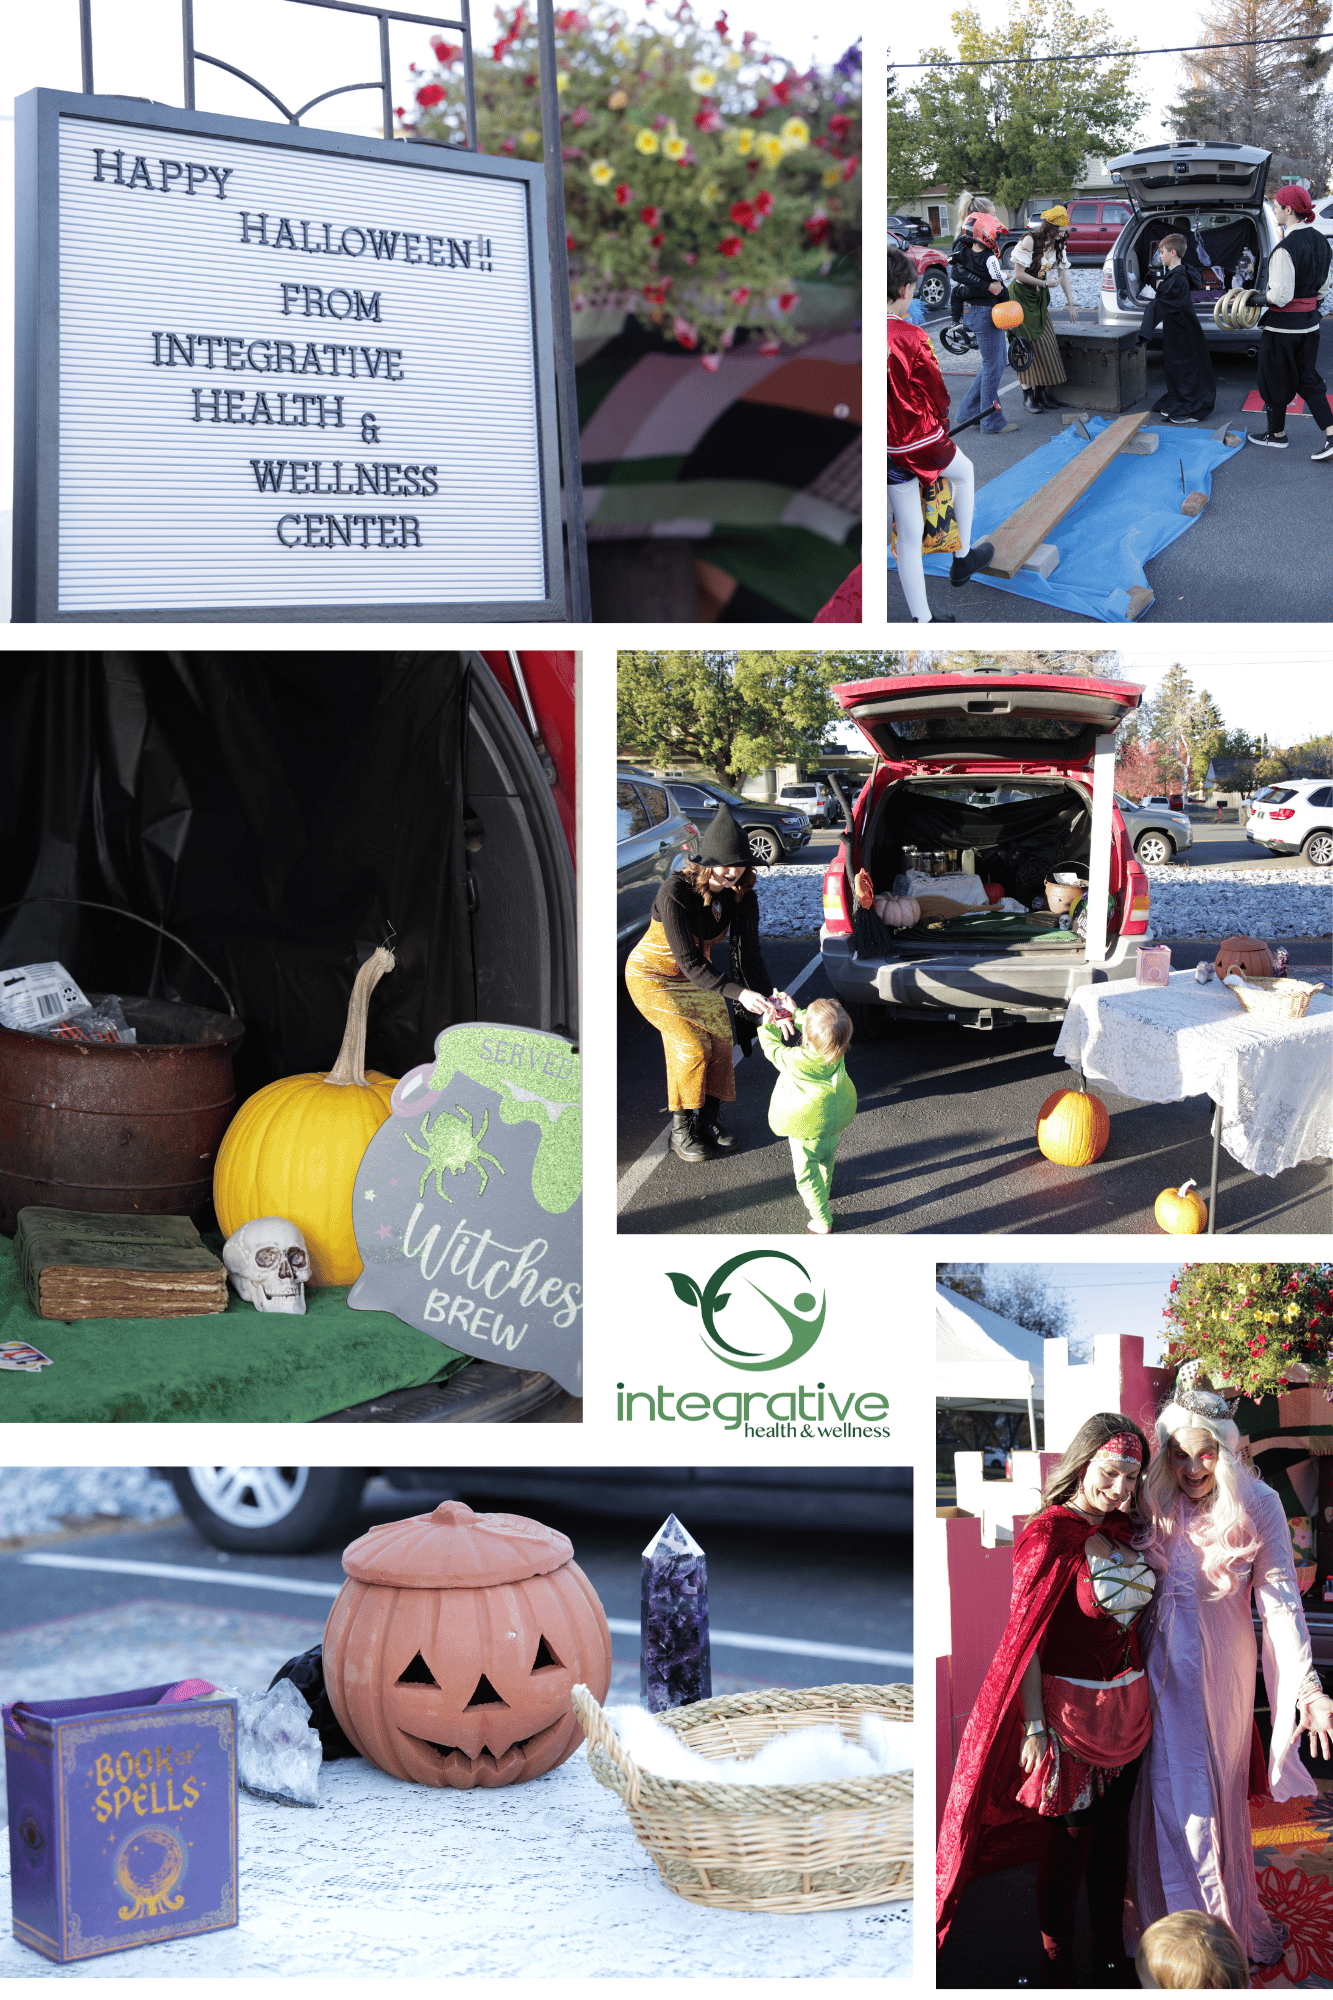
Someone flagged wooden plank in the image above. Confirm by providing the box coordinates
[983,412,1152,578]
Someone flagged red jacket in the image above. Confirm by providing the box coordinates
[887,316,951,455]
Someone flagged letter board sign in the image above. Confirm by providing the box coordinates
[13,92,566,621]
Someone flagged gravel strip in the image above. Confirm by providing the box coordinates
[0,1467,179,1543]
[756,865,1333,942]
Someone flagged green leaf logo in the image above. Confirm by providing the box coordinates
[664,1252,825,1371]
[666,1272,703,1309]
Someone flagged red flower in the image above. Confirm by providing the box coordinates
[769,78,791,104]
[718,234,744,258]
[701,353,721,372]
[652,113,670,130]
[566,231,576,250]
[804,212,831,245]
[842,154,859,182]
[730,200,756,230]
[571,104,589,127]
[640,205,661,226]
[501,137,516,153]
[673,315,699,349]
[715,11,728,32]
[754,189,774,216]
[643,280,673,303]
[415,82,446,108]
[778,291,799,310]
[615,183,634,206]
[729,286,750,304]
[742,29,757,46]
[828,112,851,141]
[650,231,664,247]
[682,250,698,265]
[693,108,724,132]
[1251,1865,1333,1985]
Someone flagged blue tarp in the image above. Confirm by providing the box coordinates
[890,418,1245,623]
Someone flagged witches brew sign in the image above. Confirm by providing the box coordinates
[348,1023,582,1395]
[13,92,564,621]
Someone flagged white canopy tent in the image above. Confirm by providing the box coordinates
[935,1285,1052,1452]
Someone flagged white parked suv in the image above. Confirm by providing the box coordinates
[777,781,835,827]
[1245,780,1333,866]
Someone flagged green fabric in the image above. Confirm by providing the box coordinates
[913,910,1078,946]
[759,1008,858,1143]
[789,1135,840,1228]
[701,526,860,620]
[0,1232,468,1423]
[588,479,799,528]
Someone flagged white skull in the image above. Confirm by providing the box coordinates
[223,1218,309,1314]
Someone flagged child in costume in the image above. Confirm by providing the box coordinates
[1136,1912,1249,1989]
[1245,184,1333,459]
[950,207,1018,437]
[758,997,856,1235]
[1139,233,1216,423]
[887,246,994,624]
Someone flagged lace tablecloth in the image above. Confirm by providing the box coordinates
[1053,973,1332,1177]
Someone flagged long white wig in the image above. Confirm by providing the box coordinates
[1137,1400,1262,1599]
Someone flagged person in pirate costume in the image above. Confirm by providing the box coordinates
[937,1413,1155,1985]
[624,804,788,1164]
[1126,1362,1333,1968]
[1139,233,1217,424]
[887,245,994,624]
[1246,185,1333,458]
[1008,208,1079,413]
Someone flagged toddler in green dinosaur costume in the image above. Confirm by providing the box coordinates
[758,998,857,1234]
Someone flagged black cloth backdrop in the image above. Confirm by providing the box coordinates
[0,655,476,1102]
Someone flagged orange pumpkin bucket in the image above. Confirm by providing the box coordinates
[322,1501,612,1789]
[992,300,1024,330]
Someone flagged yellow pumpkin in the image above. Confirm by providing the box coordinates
[1036,1087,1109,1165]
[214,947,397,1286]
[1154,1179,1208,1234]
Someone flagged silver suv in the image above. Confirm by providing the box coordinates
[617,770,700,959]
[1115,793,1193,866]
[1246,781,1333,865]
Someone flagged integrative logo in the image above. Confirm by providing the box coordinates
[665,1250,825,1372]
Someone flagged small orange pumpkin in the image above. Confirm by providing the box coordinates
[323,1502,612,1790]
[1036,1087,1110,1165]
[1154,1178,1208,1233]
[992,300,1024,330]
[1214,936,1274,982]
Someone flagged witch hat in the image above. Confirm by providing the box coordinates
[697,803,763,867]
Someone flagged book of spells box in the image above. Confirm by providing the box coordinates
[4,1684,237,1963]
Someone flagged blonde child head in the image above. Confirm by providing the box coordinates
[1136,1911,1249,1988]
[802,998,852,1061]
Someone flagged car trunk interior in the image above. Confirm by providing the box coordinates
[1116,212,1266,307]
[856,777,1111,956]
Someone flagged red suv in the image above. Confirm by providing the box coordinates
[819,671,1152,1032]
[1063,196,1135,263]
[888,225,951,310]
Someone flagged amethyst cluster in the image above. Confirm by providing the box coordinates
[640,1513,712,1713]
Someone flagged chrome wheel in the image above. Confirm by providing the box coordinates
[1135,832,1173,865]
[186,1466,310,1529]
[748,829,781,865]
[1303,830,1333,868]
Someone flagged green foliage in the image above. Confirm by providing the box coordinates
[1161,1262,1333,1400]
[887,0,1146,213]
[403,3,861,353]
[618,648,874,783]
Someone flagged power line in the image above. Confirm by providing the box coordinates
[891,29,1333,69]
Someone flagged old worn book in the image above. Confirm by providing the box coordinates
[14,1209,228,1320]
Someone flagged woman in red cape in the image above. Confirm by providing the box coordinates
[937,1412,1154,1984]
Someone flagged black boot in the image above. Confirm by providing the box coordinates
[697,1095,738,1150]
[1039,386,1061,409]
[1023,388,1041,413]
[670,1111,707,1163]
[950,541,995,586]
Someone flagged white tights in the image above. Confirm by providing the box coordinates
[888,447,976,623]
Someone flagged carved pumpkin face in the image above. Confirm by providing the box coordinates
[322,1502,612,1789]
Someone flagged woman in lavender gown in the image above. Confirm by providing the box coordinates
[1127,1363,1333,1967]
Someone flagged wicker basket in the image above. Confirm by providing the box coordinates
[1227,976,1325,1022]
[572,1682,913,1914]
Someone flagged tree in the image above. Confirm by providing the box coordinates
[913,648,1123,676]
[1115,737,1169,798]
[1168,0,1333,183]
[888,0,1147,215]
[617,649,877,784]
[938,1262,1074,1341]
[1145,663,1229,795]
[405,3,861,354]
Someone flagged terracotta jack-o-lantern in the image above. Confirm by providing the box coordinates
[322,1501,611,1790]
[1214,936,1274,983]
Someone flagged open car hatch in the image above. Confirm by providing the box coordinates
[1107,142,1270,211]
[831,673,1144,766]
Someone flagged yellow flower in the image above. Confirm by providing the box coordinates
[663,134,688,161]
[757,133,783,165]
[556,73,570,93]
[521,127,540,146]
[727,128,753,156]
[724,51,743,70]
[699,179,720,205]
[634,128,659,154]
[608,89,629,110]
[589,158,614,184]
[688,65,717,93]
[780,117,810,149]
[822,165,842,188]
[613,34,634,55]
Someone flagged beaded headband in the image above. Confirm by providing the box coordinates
[1174,1359,1241,1422]
[1094,1432,1143,1466]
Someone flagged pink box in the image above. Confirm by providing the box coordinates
[1135,945,1172,987]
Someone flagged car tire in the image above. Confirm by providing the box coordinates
[846,1001,891,1043]
[1303,830,1333,868]
[166,1466,368,1553]
[918,268,949,311]
[1135,832,1175,865]
[748,828,781,865]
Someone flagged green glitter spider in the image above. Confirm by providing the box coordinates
[404,1104,505,1202]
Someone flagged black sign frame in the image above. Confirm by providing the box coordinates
[13,90,567,622]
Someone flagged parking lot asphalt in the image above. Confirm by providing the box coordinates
[898,312,1333,625]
